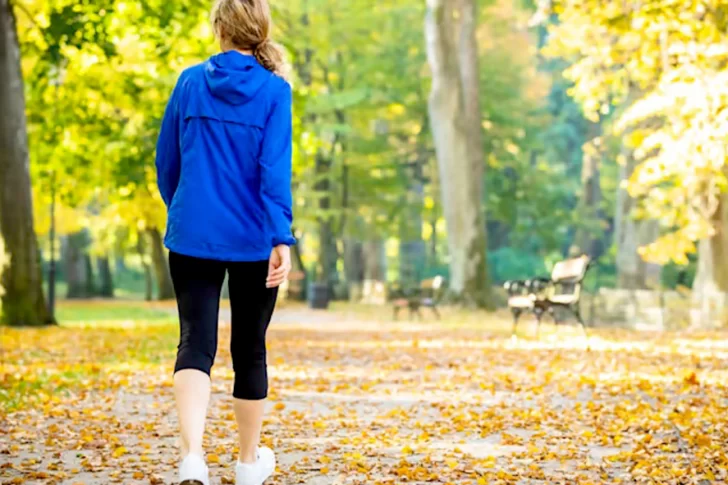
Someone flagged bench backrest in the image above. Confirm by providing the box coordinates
[551,255,590,284]
[421,276,444,291]
[548,255,590,303]
[420,276,445,301]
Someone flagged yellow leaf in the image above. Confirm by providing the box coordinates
[208,454,220,464]
[684,372,699,386]
[112,446,127,458]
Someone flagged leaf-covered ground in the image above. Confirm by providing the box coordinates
[1,303,727,484]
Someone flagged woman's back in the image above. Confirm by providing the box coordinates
[156,51,294,262]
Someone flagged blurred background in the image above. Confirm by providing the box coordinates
[2,0,726,329]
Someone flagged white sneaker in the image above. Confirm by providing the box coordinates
[236,447,276,485]
[179,453,209,485]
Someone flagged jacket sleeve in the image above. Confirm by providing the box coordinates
[155,80,182,208]
[259,82,296,247]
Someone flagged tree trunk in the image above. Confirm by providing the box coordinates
[425,0,493,308]
[97,255,114,297]
[147,228,174,300]
[343,238,364,302]
[63,231,95,299]
[399,178,426,285]
[0,0,52,326]
[315,152,338,291]
[615,149,662,289]
[570,126,606,259]
[137,236,153,302]
[84,254,96,296]
[114,254,126,274]
[362,239,386,304]
[692,193,728,327]
[429,213,438,269]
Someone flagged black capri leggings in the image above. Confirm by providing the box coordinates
[169,252,278,400]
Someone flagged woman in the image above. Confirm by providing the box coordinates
[155,1,294,484]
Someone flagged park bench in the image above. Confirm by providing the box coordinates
[391,276,445,320]
[504,255,591,338]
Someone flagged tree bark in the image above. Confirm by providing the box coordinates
[615,151,661,289]
[63,232,95,299]
[147,228,174,300]
[399,177,426,285]
[692,193,728,327]
[97,255,114,297]
[362,238,386,304]
[570,126,606,259]
[136,235,153,302]
[0,0,52,325]
[343,238,364,302]
[315,152,338,291]
[425,0,493,308]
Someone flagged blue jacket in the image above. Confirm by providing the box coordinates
[155,51,295,262]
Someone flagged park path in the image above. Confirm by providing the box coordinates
[2,307,727,484]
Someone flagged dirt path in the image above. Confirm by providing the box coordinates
[2,308,727,484]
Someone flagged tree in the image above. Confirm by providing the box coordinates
[614,144,661,289]
[425,0,493,308]
[691,192,728,326]
[63,231,96,299]
[569,126,606,259]
[147,228,174,300]
[0,0,51,326]
[545,0,728,267]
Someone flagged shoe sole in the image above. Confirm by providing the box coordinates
[180,481,205,485]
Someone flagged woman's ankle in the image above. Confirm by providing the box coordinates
[184,448,205,459]
[237,449,257,464]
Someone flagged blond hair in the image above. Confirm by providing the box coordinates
[211,0,290,81]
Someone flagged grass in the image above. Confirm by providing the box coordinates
[55,299,176,327]
[0,300,180,414]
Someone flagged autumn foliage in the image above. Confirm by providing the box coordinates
[1,304,727,484]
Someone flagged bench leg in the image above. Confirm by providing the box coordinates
[393,306,399,321]
[511,310,522,337]
[575,308,589,339]
[431,305,441,320]
[535,309,544,339]
[409,303,420,321]
[549,306,559,325]
[414,306,423,320]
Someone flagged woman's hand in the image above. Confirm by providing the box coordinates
[266,245,291,288]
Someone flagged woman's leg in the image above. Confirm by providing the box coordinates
[170,252,226,460]
[227,260,278,464]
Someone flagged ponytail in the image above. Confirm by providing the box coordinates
[254,38,290,82]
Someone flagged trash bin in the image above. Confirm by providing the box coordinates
[308,282,329,310]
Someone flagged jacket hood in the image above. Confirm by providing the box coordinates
[204,51,272,105]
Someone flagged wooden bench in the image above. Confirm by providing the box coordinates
[391,276,445,320]
[504,255,591,338]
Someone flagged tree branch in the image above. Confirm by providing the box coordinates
[10,0,42,32]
